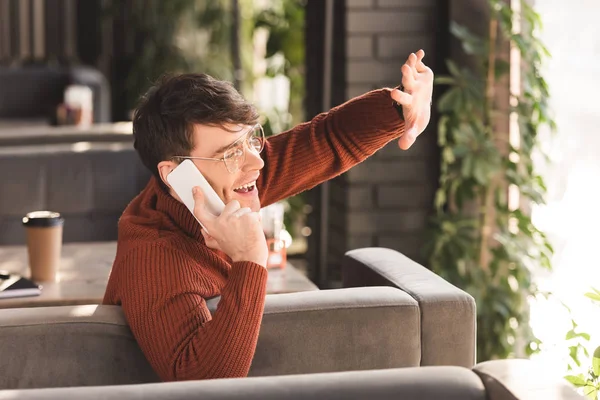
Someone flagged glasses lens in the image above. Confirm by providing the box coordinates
[248,125,264,153]
[223,146,245,173]
[223,125,263,173]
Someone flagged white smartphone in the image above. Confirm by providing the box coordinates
[167,159,225,232]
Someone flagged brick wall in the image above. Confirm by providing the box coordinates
[325,0,446,285]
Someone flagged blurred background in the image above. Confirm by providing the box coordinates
[0,0,446,290]
[0,0,598,395]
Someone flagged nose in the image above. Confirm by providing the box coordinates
[242,146,264,172]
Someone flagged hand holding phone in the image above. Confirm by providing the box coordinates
[167,159,225,232]
[192,189,268,267]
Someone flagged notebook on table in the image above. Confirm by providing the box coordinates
[0,271,42,299]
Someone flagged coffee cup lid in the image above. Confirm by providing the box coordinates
[22,211,64,227]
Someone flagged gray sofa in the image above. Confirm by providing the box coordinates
[0,248,582,399]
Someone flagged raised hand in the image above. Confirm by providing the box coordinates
[390,49,434,150]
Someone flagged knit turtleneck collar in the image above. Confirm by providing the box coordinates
[152,177,204,241]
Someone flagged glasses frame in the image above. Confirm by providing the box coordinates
[172,124,265,174]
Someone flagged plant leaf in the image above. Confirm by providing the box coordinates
[585,292,600,302]
[569,346,581,366]
[435,76,456,85]
[593,346,600,376]
[446,60,462,78]
[438,116,449,146]
[435,190,447,212]
[566,331,592,341]
[583,385,597,399]
[565,374,586,387]
[438,88,461,113]
[450,21,486,56]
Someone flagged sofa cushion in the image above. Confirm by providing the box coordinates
[250,286,421,376]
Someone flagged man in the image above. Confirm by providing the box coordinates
[103,50,434,381]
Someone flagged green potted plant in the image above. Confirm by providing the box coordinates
[425,0,555,361]
[565,288,600,399]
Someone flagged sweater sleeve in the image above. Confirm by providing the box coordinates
[258,88,405,207]
[113,244,268,381]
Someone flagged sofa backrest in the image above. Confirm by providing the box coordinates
[0,305,159,389]
[0,287,420,389]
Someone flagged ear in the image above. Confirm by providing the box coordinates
[157,160,178,188]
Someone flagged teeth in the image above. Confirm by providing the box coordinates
[234,181,256,191]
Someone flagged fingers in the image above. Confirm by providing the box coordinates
[391,88,412,106]
[237,209,261,223]
[401,64,416,91]
[192,187,217,224]
[222,199,241,215]
[402,50,428,90]
[416,49,425,63]
[201,228,212,242]
[407,52,417,69]
[232,207,252,218]
[415,50,428,72]
[405,49,430,76]
[201,229,221,250]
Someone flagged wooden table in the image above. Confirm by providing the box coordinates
[0,242,318,309]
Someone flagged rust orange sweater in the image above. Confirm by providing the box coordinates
[102,89,405,381]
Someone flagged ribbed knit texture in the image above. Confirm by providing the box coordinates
[102,89,405,381]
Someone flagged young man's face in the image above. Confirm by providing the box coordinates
[186,123,264,212]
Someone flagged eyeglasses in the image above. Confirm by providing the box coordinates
[173,124,265,174]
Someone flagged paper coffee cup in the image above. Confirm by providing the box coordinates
[22,211,64,282]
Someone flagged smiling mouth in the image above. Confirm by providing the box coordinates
[233,181,256,194]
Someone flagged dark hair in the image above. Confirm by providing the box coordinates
[132,73,259,178]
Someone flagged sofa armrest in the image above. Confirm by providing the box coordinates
[248,286,421,376]
[342,247,476,367]
[473,359,586,400]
